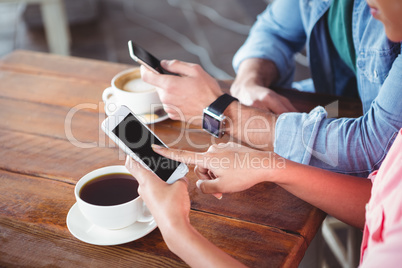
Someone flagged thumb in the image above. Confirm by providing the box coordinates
[196,180,223,200]
[125,156,158,186]
[140,65,166,89]
[161,60,199,77]
[173,177,189,191]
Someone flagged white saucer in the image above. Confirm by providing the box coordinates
[104,96,169,125]
[66,203,157,246]
[136,110,170,125]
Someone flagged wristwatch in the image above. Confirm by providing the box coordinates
[202,93,238,138]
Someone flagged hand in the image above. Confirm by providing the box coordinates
[125,156,190,236]
[231,82,297,114]
[152,142,281,198]
[125,157,248,268]
[231,58,297,114]
[141,60,223,123]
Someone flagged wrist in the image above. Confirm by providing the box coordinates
[162,218,197,254]
[235,58,279,88]
[202,94,238,138]
[223,102,277,150]
[260,152,288,184]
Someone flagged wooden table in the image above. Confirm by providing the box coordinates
[0,50,362,267]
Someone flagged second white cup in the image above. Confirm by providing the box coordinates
[102,68,162,115]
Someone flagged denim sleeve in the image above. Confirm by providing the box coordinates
[232,0,306,88]
[274,55,402,177]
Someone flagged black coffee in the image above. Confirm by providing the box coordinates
[80,173,139,206]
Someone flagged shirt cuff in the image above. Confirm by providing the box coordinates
[274,106,328,165]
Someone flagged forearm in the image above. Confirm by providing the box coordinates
[270,159,371,229]
[232,0,306,89]
[164,222,246,268]
[274,101,402,176]
[233,58,279,88]
[230,58,297,114]
[224,101,277,151]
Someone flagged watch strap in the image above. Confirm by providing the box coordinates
[207,93,238,115]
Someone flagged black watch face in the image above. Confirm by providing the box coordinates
[203,112,221,137]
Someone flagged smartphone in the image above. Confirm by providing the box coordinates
[102,105,188,184]
[128,40,177,75]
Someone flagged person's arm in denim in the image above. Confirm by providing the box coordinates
[232,0,306,89]
[274,55,402,177]
[230,0,305,113]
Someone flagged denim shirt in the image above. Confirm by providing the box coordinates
[233,0,402,176]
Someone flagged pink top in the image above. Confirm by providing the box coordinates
[360,129,402,267]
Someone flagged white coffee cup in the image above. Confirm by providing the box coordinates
[102,68,162,115]
[75,165,152,230]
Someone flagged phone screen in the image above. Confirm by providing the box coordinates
[112,113,180,181]
[131,44,167,74]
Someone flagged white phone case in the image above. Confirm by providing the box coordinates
[101,105,188,184]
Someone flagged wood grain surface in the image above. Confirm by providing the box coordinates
[0,50,363,267]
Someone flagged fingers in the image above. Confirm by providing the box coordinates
[151,144,230,201]
[196,180,223,200]
[194,165,211,181]
[265,95,288,114]
[140,65,160,84]
[151,144,207,168]
[208,170,216,179]
[213,193,223,200]
[126,156,189,192]
[160,103,185,121]
[125,156,158,185]
[251,100,274,113]
[196,179,221,194]
[161,60,200,77]
[248,89,297,114]
[174,177,189,190]
[279,95,298,112]
[140,65,178,89]
[261,92,294,114]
